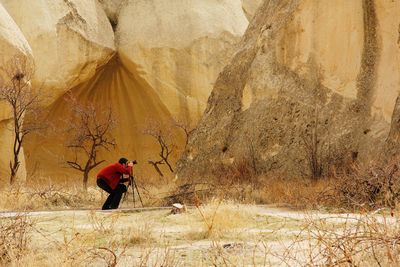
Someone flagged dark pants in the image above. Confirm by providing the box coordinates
[97,179,127,210]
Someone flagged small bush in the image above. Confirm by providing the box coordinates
[0,214,33,263]
[280,213,400,266]
[334,160,400,209]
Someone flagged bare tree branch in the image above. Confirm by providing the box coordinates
[0,55,45,185]
[63,92,116,189]
[143,120,176,177]
[173,117,195,148]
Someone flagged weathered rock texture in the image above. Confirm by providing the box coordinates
[177,0,400,181]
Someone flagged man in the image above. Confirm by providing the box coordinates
[97,157,134,210]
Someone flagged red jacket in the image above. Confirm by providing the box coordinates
[97,163,132,190]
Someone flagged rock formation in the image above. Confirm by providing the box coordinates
[177,0,400,181]
[0,0,250,181]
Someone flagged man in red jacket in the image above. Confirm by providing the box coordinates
[97,157,133,210]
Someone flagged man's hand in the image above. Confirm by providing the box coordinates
[127,161,134,167]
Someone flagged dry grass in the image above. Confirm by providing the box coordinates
[178,159,400,212]
[121,222,156,247]
[0,184,103,211]
[1,200,399,266]
[186,199,257,240]
[0,178,180,211]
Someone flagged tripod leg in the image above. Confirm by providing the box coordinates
[130,176,136,208]
[123,185,129,202]
[133,179,144,207]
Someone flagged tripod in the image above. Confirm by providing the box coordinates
[124,174,144,208]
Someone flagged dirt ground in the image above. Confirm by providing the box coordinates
[1,204,395,266]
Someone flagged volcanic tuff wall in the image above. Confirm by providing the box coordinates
[0,0,254,182]
[177,0,400,181]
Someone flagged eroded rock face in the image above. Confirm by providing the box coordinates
[0,0,115,101]
[116,0,248,121]
[177,0,400,181]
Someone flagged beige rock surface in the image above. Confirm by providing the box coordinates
[374,0,400,122]
[19,0,249,181]
[177,0,400,181]
[98,0,124,27]
[117,0,248,121]
[242,0,263,20]
[0,0,115,101]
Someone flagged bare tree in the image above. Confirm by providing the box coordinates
[0,56,43,185]
[64,93,116,189]
[301,106,324,180]
[173,117,195,148]
[144,120,175,177]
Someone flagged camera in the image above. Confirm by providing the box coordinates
[130,160,138,165]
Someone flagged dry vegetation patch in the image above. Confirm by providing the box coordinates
[0,214,33,263]
[0,184,103,211]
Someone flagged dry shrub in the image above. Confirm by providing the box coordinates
[0,214,33,263]
[169,174,331,209]
[228,175,331,208]
[211,158,257,186]
[191,157,331,208]
[278,213,400,266]
[333,160,400,210]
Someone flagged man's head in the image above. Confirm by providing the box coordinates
[118,158,128,165]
